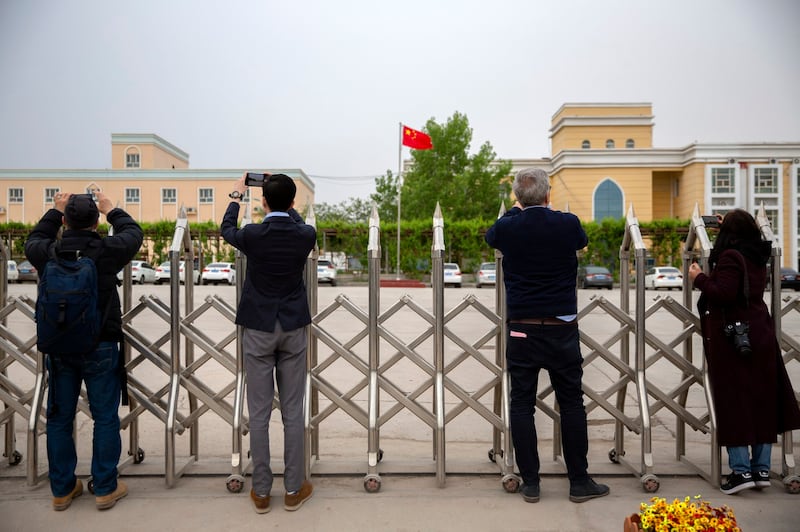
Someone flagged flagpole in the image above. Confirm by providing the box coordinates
[396,122,402,280]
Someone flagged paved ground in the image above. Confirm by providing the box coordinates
[1,471,799,532]
[2,283,800,531]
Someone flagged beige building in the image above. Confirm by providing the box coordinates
[0,133,315,226]
[3,105,800,268]
[505,103,800,269]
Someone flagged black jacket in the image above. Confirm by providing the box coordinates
[221,203,317,333]
[485,205,588,320]
[25,207,144,343]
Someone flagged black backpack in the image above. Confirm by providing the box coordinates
[35,242,110,356]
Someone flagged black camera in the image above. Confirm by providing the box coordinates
[724,321,752,356]
[701,215,720,228]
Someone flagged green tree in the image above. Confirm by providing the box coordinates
[370,169,399,222]
[401,112,512,221]
[312,197,372,224]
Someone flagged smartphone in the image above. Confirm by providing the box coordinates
[245,172,266,186]
[701,215,720,228]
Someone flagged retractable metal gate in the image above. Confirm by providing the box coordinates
[2,203,798,495]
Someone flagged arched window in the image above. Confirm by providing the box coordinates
[594,179,623,221]
[625,138,635,148]
[125,147,141,168]
[581,140,591,149]
[605,139,615,149]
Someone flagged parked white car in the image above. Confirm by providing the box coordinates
[475,262,496,288]
[201,262,236,285]
[644,266,683,290]
[443,262,462,288]
[6,260,19,282]
[155,260,200,285]
[317,259,337,286]
[117,260,157,284]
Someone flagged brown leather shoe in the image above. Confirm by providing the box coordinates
[52,479,83,511]
[284,480,313,511]
[250,489,271,514]
[95,480,128,510]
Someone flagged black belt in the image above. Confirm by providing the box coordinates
[509,317,573,326]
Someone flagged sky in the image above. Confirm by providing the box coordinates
[1,0,799,204]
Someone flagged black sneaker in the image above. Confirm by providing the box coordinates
[720,472,755,494]
[753,470,771,488]
[569,478,610,503]
[520,483,540,503]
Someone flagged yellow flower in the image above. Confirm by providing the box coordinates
[635,495,739,532]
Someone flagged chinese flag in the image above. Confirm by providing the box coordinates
[402,125,433,150]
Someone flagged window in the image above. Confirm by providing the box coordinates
[125,188,140,204]
[711,167,735,194]
[625,139,635,148]
[199,188,214,204]
[593,179,623,221]
[125,149,140,168]
[581,140,591,149]
[605,139,615,149]
[162,188,177,204]
[44,188,60,204]
[763,209,779,231]
[9,188,23,203]
[754,167,778,194]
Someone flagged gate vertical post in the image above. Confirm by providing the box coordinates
[365,205,382,488]
[622,205,655,481]
[616,210,631,461]
[431,204,446,487]
[756,204,796,480]
[0,243,14,466]
[165,213,195,486]
[685,204,720,486]
[304,205,319,476]
[229,206,251,488]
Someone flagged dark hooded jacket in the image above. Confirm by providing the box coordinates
[694,233,800,446]
[25,207,143,343]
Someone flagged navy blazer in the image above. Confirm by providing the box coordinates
[221,202,317,333]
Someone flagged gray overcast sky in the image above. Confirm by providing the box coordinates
[1,0,799,204]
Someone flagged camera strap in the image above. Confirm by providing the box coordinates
[722,250,750,324]
[729,250,750,305]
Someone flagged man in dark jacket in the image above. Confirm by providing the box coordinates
[25,192,143,511]
[221,173,317,514]
[485,168,609,504]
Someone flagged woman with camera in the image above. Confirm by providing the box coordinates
[688,209,800,495]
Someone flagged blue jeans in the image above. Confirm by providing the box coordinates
[727,444,772,474]
[46,342,122,497]
[506,322,589,484]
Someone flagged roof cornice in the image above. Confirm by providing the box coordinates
[549,143,800,171]
[111,133,190,162]
[549,115,655,137]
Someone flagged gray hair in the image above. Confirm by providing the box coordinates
[513,167,550,207]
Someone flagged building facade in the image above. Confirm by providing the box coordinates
[2,106,799,268]
[507,103,800,269]
[0,133,315,226]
